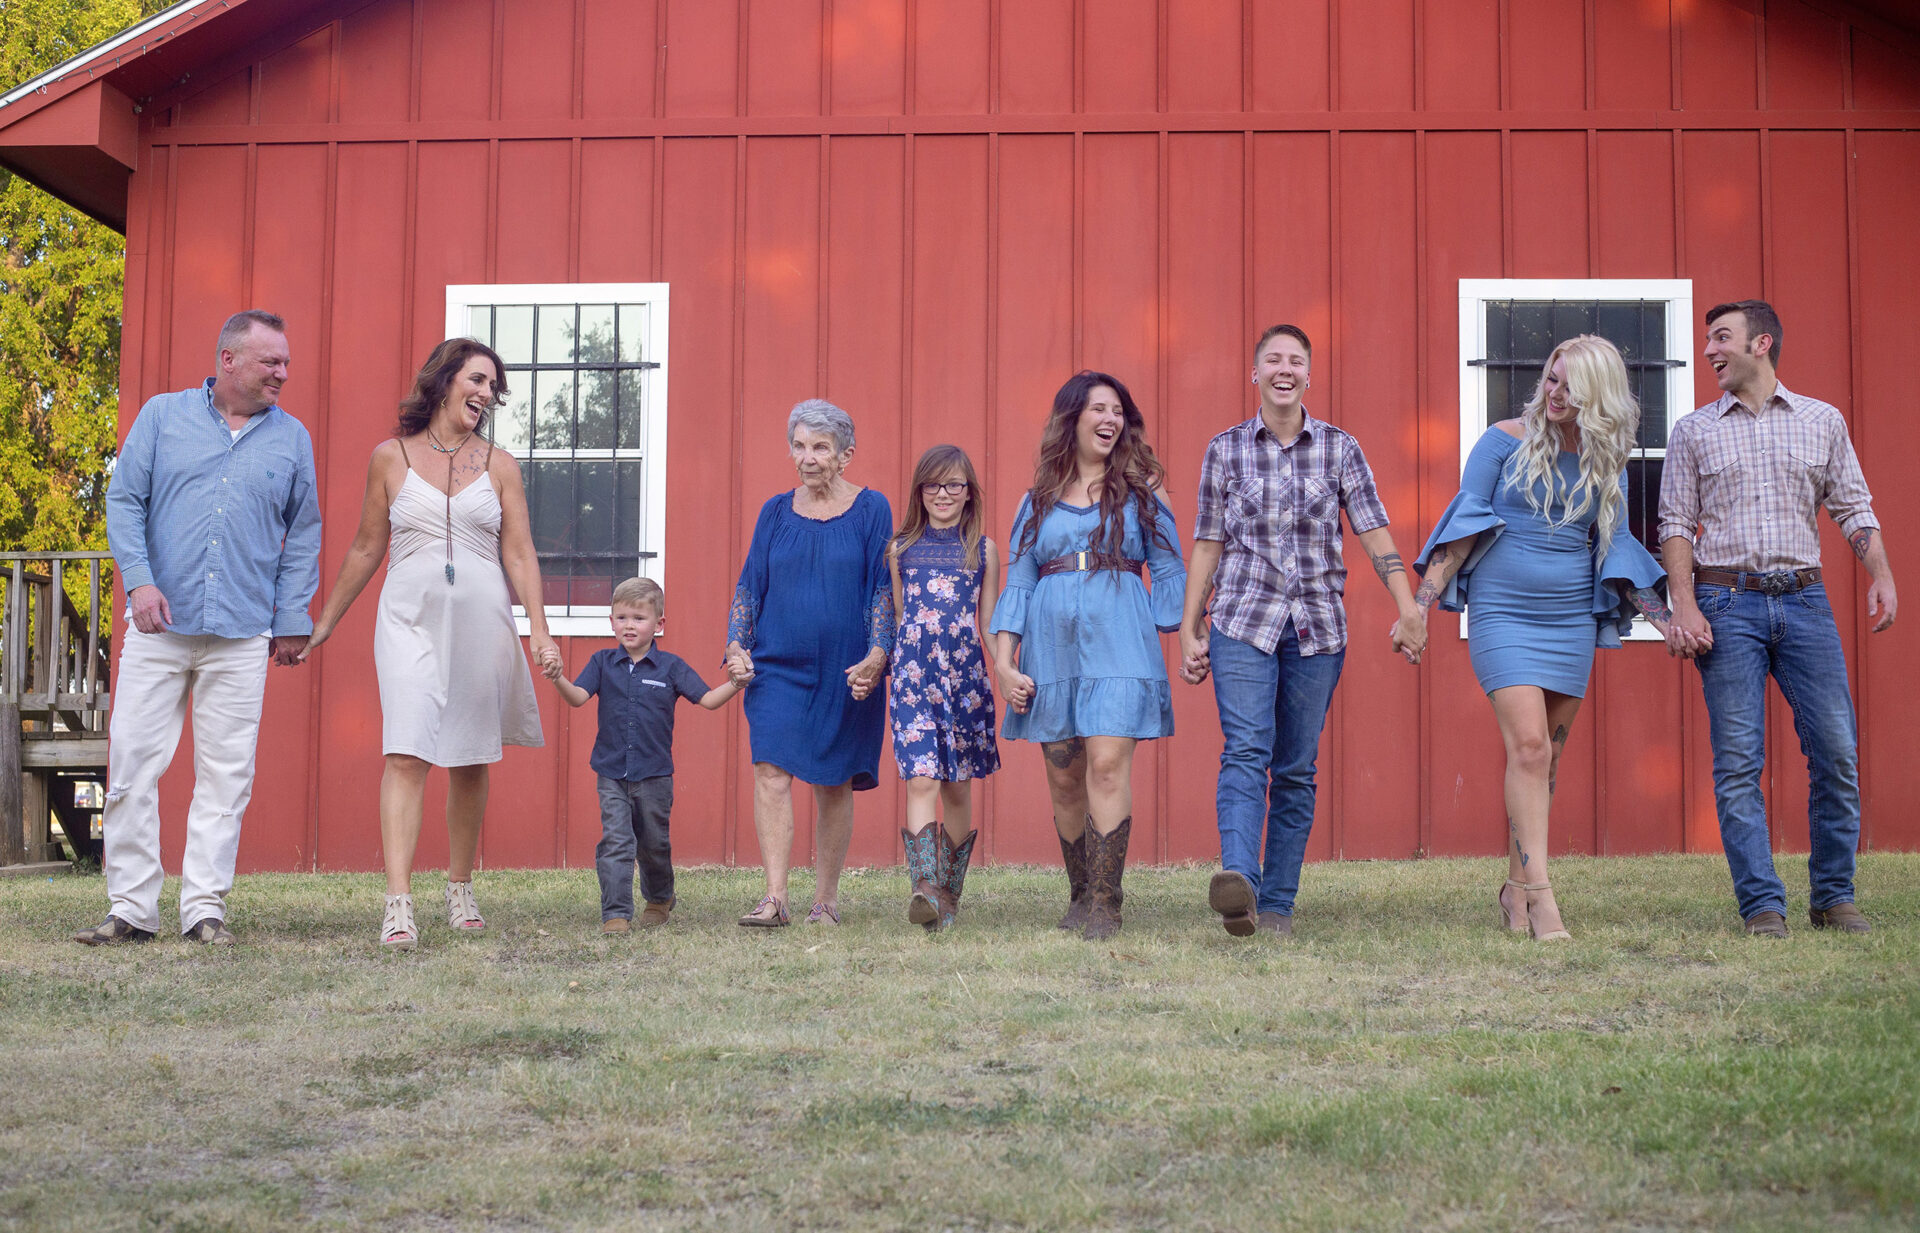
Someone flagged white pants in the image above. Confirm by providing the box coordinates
[102,628,270,933]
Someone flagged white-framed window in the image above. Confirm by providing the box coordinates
[444,283,670,636]
[1456,278,1694,641]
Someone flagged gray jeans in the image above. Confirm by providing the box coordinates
[595,775,675,920]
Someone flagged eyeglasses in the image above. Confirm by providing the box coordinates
[920,481,970,497]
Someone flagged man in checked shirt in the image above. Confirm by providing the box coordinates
[1661,299,1898,938]
[1177,324,1427,938]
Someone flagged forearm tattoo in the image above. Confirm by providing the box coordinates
[1042,738,1085,769]
[1369,550,1407,588]
[1626,587,1671,623]
[1413,578,1440,609]
[1850,529,1874,561]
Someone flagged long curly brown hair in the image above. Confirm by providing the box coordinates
[1016,371,1170,563]
[395,338,509,437]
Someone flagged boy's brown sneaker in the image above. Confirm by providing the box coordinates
[638,899,675,929]
[601,917,631,935]
[1809,903,1871,933]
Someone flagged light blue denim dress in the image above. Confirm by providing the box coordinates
[1416,427,1664,697]
[989,494,1186,742]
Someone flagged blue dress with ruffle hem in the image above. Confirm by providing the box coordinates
[1415,426,1665,698]
[989,494,1186,742]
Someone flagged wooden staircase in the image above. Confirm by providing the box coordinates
[1,552,111,872]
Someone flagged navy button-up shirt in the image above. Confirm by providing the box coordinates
[105,380,322,639]
[575,645,713,780]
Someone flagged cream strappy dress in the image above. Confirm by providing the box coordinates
[374,443,543,765]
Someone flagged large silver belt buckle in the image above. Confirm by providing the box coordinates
[1757,572,1793,596]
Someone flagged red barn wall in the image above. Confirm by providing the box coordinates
[116,0,1920,873]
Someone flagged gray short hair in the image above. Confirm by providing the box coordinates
[217,310,286,358]
[787,398,855,453]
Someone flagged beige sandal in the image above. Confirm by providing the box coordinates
[1498,879,1532,934]
[445,880,486,931]
[1512,880,1571,941]
[381,894,417,951]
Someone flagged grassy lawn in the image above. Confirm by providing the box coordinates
[1,855,1916,1232]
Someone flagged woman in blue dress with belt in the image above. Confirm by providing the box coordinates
[1415,335,1673,941]
[992,371,1186,940]
[725,399,893,928]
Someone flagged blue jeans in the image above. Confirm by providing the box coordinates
[1693,581,1860,920]
[1209,623,1344,915]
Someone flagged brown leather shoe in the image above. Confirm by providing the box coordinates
[601,917,631,935]
[182,917,235,946]
[1255,911,1292,937]
[1809,902,1870,934]
[72,915,155,946]
[638,898,675,929]
[1744,910,1789,938]
[1208,870,1257,937]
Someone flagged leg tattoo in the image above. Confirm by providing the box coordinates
[1042,738,1085,769]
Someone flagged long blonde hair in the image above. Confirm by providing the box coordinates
[1503,334,1640,562]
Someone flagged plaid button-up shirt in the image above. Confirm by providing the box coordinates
[1658,382,1878,574]
[1194,413,1391,656]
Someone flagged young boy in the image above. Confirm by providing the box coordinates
[542,577,745,933]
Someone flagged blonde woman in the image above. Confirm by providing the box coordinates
[1414,335,1672,940]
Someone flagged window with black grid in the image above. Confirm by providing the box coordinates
[449,284,671,629]
[1473,299,1682,557]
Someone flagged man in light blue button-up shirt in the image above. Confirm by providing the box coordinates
[77,311,323,949]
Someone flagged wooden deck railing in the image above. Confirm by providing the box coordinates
[2,551,113,867]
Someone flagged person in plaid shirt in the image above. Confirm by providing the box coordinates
[1177,325,1426,938]
[1661,299,1898,938]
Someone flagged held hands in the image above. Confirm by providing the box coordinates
[724,648,756,687]
[295,621,332,662]
[845,647,888,701]
[1178,628,1210,685]
[127,584,172,634]
[1390,609,1428,665]
[538,644,565,681]
[997,662,1036,714]
[1662,607,1714,659]
[269,635,310,667]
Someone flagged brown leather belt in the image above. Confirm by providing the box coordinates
[1693,567,1822,595]
[1036,550,1145,579]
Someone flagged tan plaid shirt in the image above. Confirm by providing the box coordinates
[1657,382,1879,573]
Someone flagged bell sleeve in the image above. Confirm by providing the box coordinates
[1146,497,1187,633]
[1414,428,1516,613]
[727,497,779,651]
[987,493,1037,640]
[863,491,896,656]
[1591,474,1667,648]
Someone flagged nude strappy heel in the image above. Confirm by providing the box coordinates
[1512,879,1571,941]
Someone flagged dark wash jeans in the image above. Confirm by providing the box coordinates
[1693,581,1860,920]
[1209,623,1345,916]
[595,775,675,921]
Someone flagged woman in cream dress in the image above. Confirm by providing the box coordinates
[306,338,553,948]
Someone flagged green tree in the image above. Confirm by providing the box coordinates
[0,0,151,611]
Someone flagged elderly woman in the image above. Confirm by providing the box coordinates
[725,399,894,926]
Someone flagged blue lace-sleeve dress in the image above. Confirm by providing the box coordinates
[1415,426,1665,697]
[728,487,896,790]
[888,525,1001,782]
[987,494,1187,743]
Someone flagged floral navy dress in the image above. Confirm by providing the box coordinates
[889,525,1000,782]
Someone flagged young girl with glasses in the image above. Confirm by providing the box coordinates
[887,445,1002,929]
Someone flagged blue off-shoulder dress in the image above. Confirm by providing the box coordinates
[1416,426,1665,697]
[989,495,1187,742]
[728,487,895,790]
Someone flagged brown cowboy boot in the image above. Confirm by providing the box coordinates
[934,828,978,929]
[903,824,941,930]
[1057,828,1091,930]
[1081,816,1132,941]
